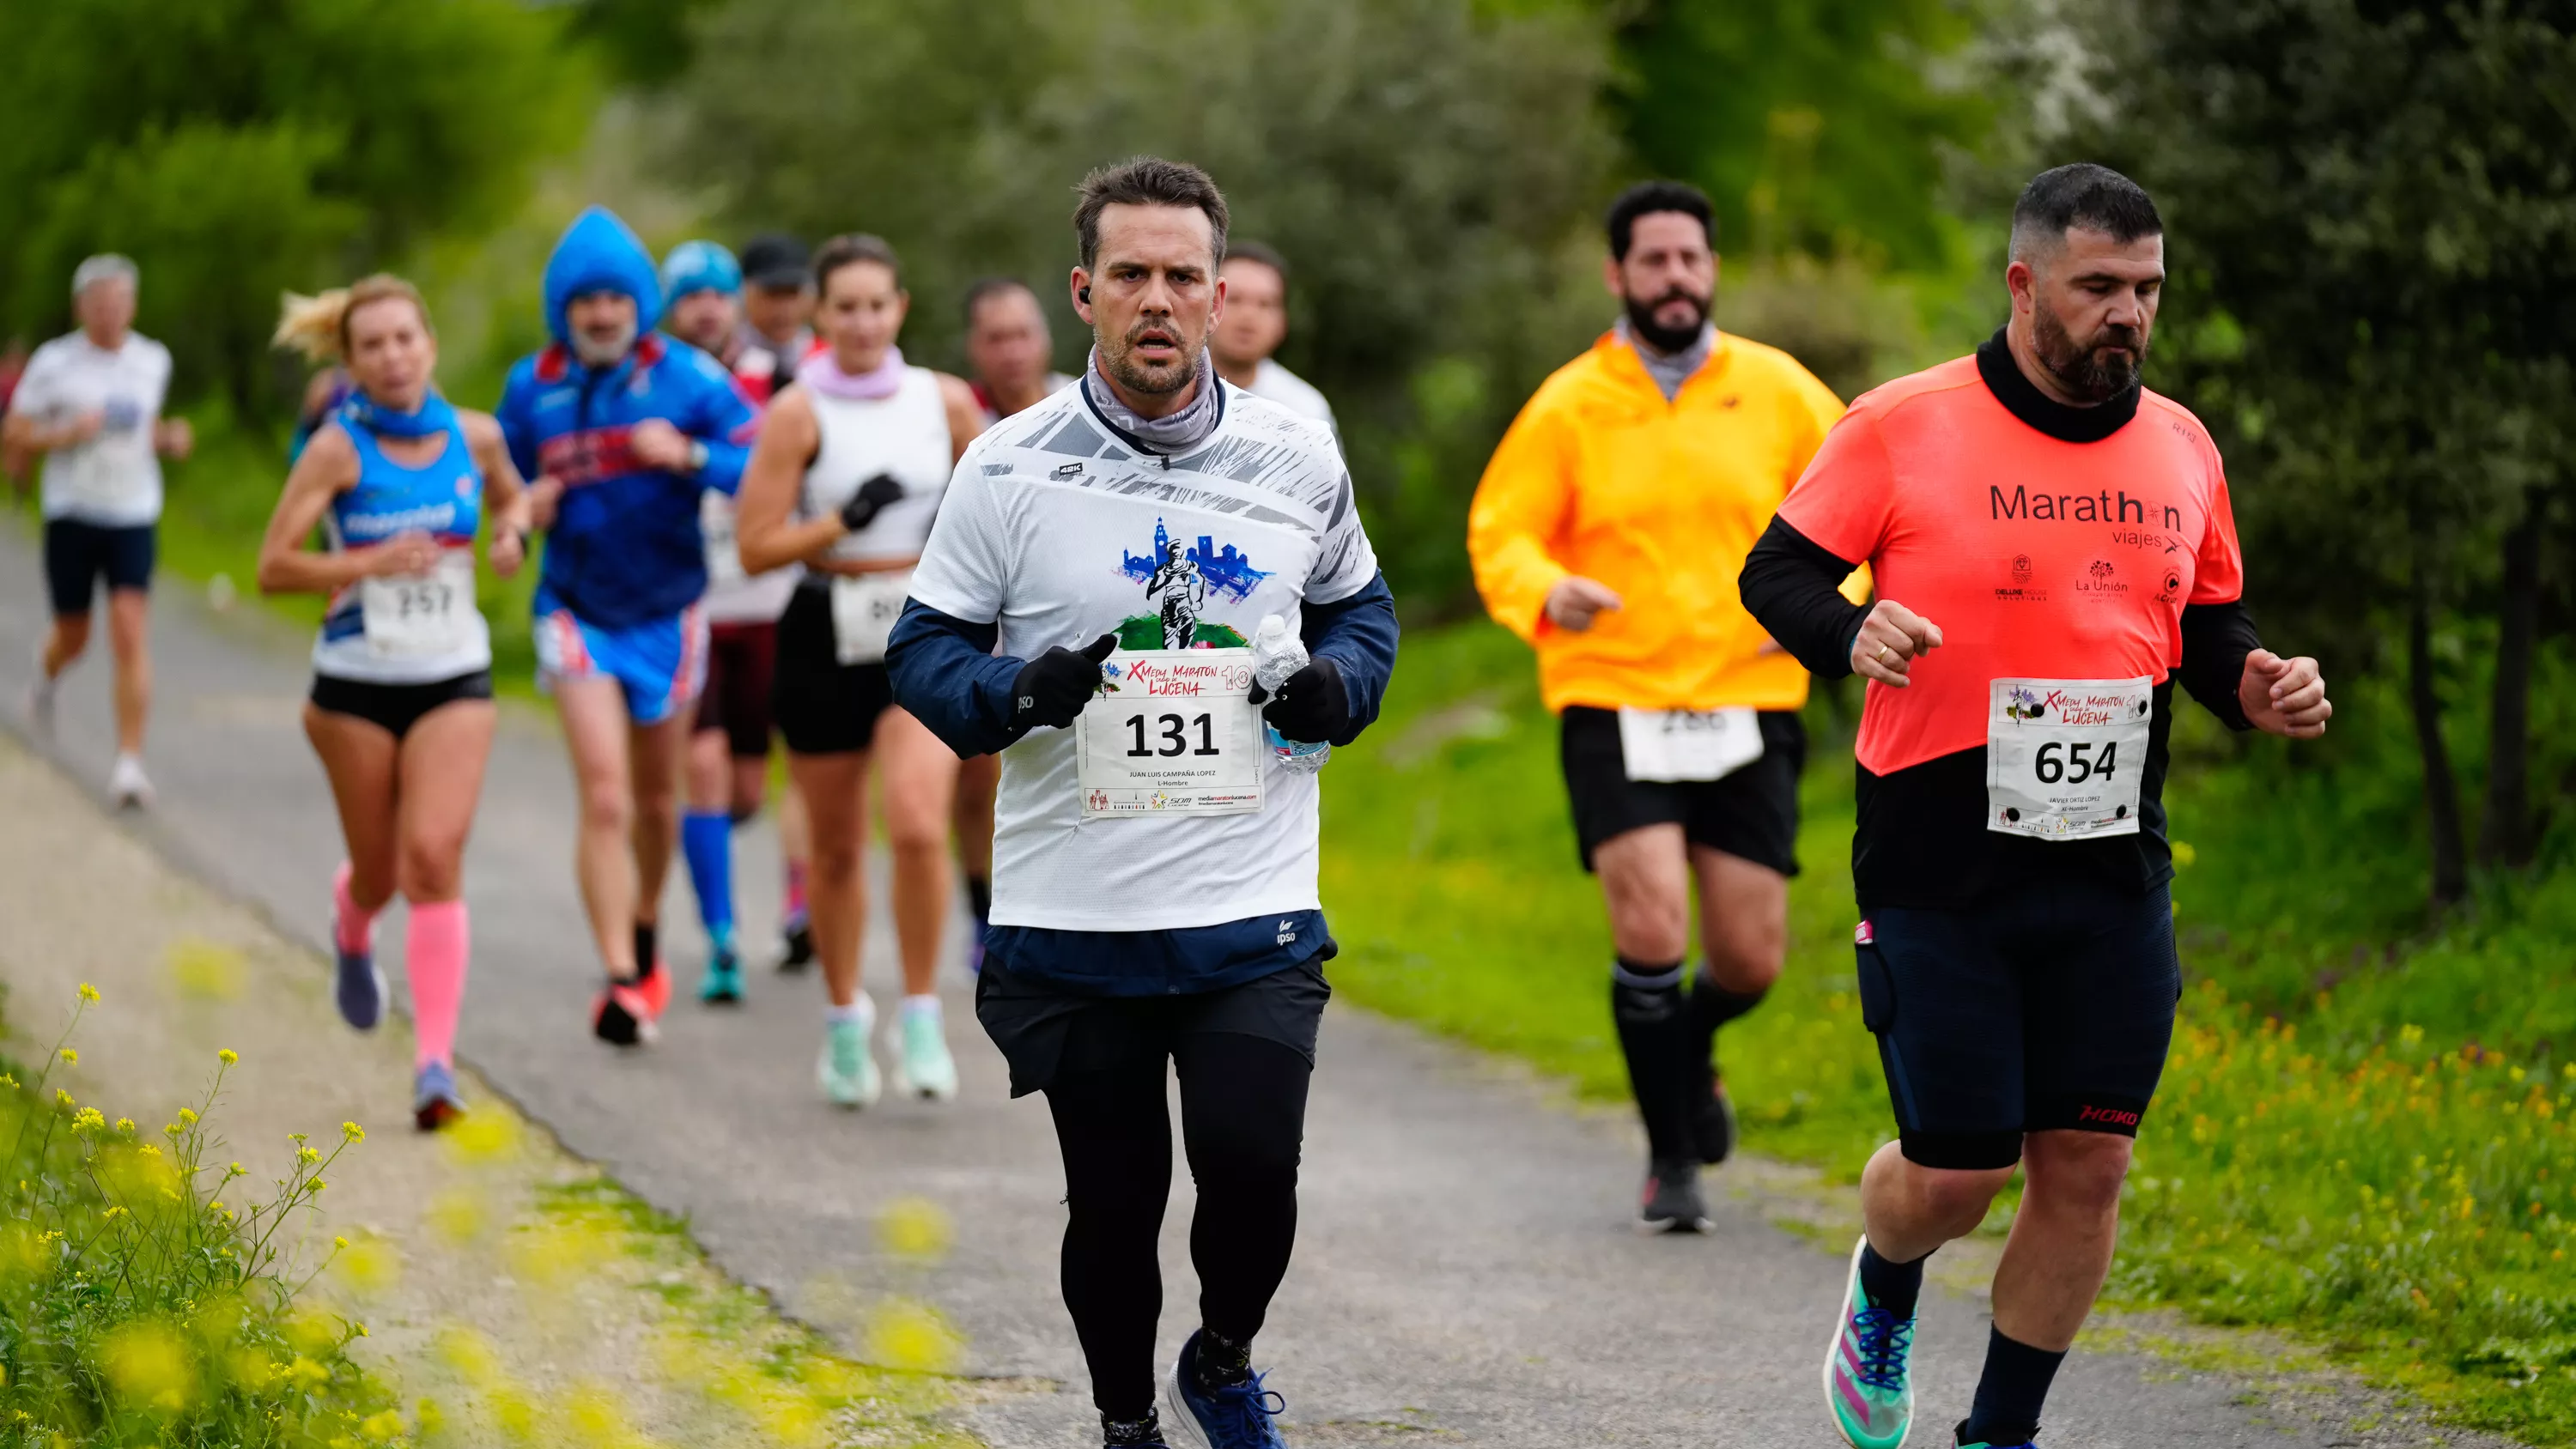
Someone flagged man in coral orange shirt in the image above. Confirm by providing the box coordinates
[1743,163,2331,1449]
[1469,180,1861,1234]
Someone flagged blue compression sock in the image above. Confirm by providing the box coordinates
[681,810,735,945]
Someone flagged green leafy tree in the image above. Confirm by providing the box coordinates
[1607,0,1993,270]
[675,0,1618,603]
[2071,0,2576,904]
[0,0,592,417]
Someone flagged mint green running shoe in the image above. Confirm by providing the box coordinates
[1823,1234,1917,1449]
[893,1003,960,1100]
[817,1009,881,1109]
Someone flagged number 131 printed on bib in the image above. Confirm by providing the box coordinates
[1074,648,1265,820]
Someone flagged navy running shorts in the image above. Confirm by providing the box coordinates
[43,519,155,617]
[1856,870,2180,1170]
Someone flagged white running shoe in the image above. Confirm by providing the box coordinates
[893,997,960,1100]
[21,659,56,741]
[107,754,153,810]
[817,1000,882,1109]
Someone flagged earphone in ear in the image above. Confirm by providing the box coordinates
[1078,285,1091,304]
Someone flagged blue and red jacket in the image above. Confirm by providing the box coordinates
[497,207,759,629]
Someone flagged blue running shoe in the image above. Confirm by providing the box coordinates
[1824,1235,1917,1449]
[1163,1331,1287,1449]
[333,916,385,1033]
[413,1062,466,1131]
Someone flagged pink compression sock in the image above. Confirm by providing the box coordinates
[784,861,810,920]
[331,861,380,955]
[406,900,471,1070]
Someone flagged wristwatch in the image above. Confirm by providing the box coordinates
[685,440,710,474]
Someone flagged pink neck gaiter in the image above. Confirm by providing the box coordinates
[804,345,906,401]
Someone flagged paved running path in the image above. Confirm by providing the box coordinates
[0,521,2457,1447]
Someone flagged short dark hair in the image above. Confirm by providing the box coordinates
[963,276,1037,327]
[813,233,901,293]
[2010,163,2163,260]
[1222,240,1289,287]
[1073,156,1230,272]
[1606,180,1715,261]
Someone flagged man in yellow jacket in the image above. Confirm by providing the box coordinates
[1468,179,1859,1233]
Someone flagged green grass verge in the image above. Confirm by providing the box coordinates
[1321,619,2576,1444]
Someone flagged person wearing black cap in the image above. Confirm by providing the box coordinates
[738,233,817,389]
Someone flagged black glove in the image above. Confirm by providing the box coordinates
[1010,633,1119,731]
[838,473,905,532]
[1253,657,1352,746]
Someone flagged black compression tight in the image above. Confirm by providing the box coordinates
[1044,1034,1314,1421]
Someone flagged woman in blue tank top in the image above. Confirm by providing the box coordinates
[256,276,534,1131]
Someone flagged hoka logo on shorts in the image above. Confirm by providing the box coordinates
[2076,1104,2142,1128]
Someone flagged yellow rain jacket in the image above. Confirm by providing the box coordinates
[1468,329,1865,714]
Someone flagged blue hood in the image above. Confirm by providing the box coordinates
[543,206,664,344]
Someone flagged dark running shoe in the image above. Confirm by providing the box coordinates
[1640,1158,1712,1234]
[592,980,657,1047]
[776,918,815,973]
[1693,1064,1739,1165]
[1163,1331,1287,1449]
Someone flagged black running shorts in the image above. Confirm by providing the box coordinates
[771,585,896,756]
[1856,870,2181,1170]
[309,670,495,742]
[1558,705,1805,876]
[975,955,1332,1099]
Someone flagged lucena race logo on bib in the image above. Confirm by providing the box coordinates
[1116,518,1273,650]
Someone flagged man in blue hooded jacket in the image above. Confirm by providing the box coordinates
[498,206,761,1046]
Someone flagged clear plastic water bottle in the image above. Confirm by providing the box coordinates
[1250,614,1331,773]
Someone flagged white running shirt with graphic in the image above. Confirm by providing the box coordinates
[908,379,1377,932]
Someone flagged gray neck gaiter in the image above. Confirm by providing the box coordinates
[1084,348,1222,454]
[1618,318,1716,402]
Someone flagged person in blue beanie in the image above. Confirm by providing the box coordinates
[497,206,761,1047]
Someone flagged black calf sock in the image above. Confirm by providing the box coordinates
[1191,1327,1253,1392]
[1857,1240,1928,1319]
[1962,1325,2065,1446]
[1688,973,1768,1066]
[1610,957,1692,1162]
[966,874,993,925]
[633,922,659,979]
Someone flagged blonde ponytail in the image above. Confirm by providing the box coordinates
[272,274,431,364]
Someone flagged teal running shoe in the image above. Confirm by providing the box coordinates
[1824,1235,1917,1449]
[699,944,744,1005]
[893,1003,959,1100]
[817,1009,881,1109]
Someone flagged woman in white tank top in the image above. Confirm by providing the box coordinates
[735,234,987,1108]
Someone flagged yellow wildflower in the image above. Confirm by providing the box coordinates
[340,1120,365,1144]
[217,1049,238,1065]
[77,982,99,1002]
[57,1048,76,1066]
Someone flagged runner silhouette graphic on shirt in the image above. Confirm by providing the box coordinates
[1145,538,1206,650]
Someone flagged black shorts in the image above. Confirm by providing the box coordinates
[309,670,495,742]
[1558,706,1805,876]
[771,585,896,755]
[694,619,779,757]
[1856,872,2181,1170]
[975,955,1332,1098]
[43,519,155,617]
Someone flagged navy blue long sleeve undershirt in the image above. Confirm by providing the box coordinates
[886,569,1401,761]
